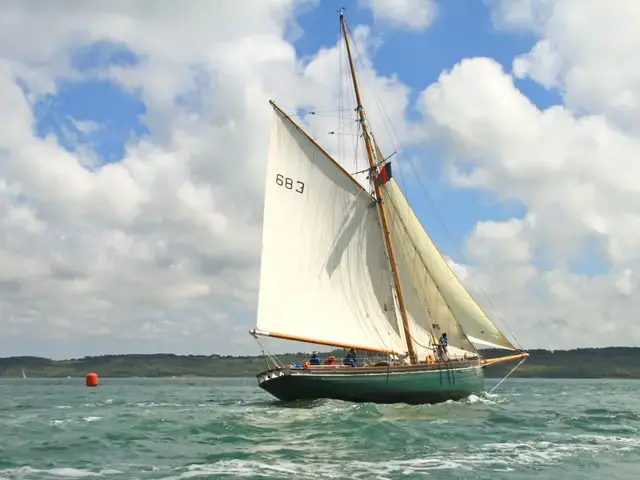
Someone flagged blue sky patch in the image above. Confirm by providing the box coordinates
[30,40,146,165]
[34,78,148,164]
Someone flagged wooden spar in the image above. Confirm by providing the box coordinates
[339,12,417,364]
[250,329,398,355]
[480,352,529,367]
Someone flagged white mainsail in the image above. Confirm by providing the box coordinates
[255,105,406,354]
[381,179,516,351]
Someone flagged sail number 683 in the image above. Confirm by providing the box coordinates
[276,174,305,194]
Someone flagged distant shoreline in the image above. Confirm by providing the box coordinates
[3,375,639,380]
[2,347,639,379]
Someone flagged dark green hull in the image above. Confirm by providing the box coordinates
[257,362,484,405]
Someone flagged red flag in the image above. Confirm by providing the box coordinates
[378,162,392,185]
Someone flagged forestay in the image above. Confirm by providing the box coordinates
[381,179,516,351]
[255,106,407,354]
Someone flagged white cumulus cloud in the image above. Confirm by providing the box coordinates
[0,0,431,358]
[0,0,638,358]
[358,0,437,30]
[416,0,640,349]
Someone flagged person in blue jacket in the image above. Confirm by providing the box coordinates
[309,351,321,365]
[343,348,357,367]
[437,333,449,360]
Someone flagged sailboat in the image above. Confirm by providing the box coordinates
[250,11,528,405]
[22,369,27,379]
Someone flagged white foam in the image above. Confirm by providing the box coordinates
[125,402,183,408]
[146,434,640,479]
[0,467,101,478]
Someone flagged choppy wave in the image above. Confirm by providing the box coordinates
[0,378,638,479]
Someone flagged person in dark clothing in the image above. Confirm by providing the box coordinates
[309,351,321,365]
[437,333,448,360]
[343,348,357,367]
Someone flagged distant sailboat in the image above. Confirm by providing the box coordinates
[250,10,527,405]
[22,369,27,379]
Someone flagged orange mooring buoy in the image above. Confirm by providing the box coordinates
[85,372,99,387]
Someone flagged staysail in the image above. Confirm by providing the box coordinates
[255,104,407,354]
[383,185,475,355]
[381,178,517,351]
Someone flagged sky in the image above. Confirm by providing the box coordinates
[1,0,639,359]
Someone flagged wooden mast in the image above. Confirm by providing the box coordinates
[339,10,417,364]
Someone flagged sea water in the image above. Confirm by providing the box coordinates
[0,377,638,479]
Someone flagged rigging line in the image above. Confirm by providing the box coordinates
[488,356,527,395]
[328,119,360,135]
[384,194,440,346]
[349,114,362,198]
[311,133,357,144]
[414,329,456,382]
[343,27,422,350]
[275,106,352,114]
[406,158,522,350]
[345,22,404,186]
[362,79,414,242]
[347,56,360,176]
[344,19,430,259]
[291,113,358,120]
[408,334,435,352]
[252,335,284,369]
[338,18,344,166]
[351,105,360,174]
[338,25,360,178]
[385,190,477,353]
[385,206,434,346]
[307,109,353,113]
[353,119,361,177]
[361,141,403,349]
[260,347,270,370]
[385,141,518,351]
[340,21,405,352]
[344,25,521,352]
